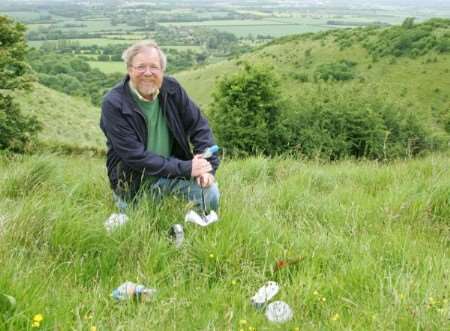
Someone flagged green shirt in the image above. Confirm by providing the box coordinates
[129,85,173,159]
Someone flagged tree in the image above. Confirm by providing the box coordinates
[0,15,41,152]
[210,64,284,156]
[402,17,415,29]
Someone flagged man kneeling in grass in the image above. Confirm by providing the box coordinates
[100,40,220,213]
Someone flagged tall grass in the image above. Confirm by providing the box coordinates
[0,153,448,330]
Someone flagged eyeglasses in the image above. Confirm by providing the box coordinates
[131,64,162,74]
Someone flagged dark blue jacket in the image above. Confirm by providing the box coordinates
[100,75,219,198]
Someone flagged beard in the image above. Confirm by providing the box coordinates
[137,81,159,97]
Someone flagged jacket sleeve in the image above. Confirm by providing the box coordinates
[101,97,192,178]
[176,84,220,173]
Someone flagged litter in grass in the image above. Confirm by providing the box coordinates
[112,281,156,303]
[273,256,304,272]
[104,213,128,232]
[265,300,293,323]
[184,210,218,227]
[251,281,280,308]
[169,223,184,248]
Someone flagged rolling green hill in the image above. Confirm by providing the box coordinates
[14,83,105,150]
[13,19,450,151]
[176,19,449,135]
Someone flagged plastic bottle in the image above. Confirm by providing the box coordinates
[112,281,156,303]
[201,145,219,158]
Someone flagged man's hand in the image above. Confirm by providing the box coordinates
[191,154,212,177]
[196,173,215,188]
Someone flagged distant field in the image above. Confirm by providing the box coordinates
[160,19,335,37]
[160,19,289,27]
[1,10,42,21]
[213,24,331,37]
[161,45,203,52]
[25,23,52,31]
[88,61,125,74]
[28,38,134,48]
[51,19,136,33]
[104,34,146,40]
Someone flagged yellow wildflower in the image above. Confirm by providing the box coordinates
[32,321,40,328]
[33,314,44,323]
[239,319,247,325]
[209,253,215,259]
[331,313,340,321]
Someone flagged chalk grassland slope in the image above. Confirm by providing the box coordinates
[176,20,450,125]
[0,153,448,329]
[12,20,450,150]
[14,83,105,150]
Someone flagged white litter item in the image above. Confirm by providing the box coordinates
[169,224,184,248]
[265,301,293,323]
[251,281,280,308]
[184,210,219,227]
[112,281,156,303]
[104,213,128,232]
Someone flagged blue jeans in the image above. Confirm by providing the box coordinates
[114,178,220,213]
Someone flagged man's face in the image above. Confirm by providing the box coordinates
[128,47,163,99]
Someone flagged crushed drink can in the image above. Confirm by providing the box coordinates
[169,224,184,248]
[265,300,293,323]
[250,281,280,308]
[112,281,156,303]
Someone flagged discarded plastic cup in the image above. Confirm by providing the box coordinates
[104,213,128,232]
[265,300,293,323]
[251,281,280,308]
[112,281,156,303]
[169,224,184,248]
[185,210,219,227]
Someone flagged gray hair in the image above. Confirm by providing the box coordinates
[121,40,167,71]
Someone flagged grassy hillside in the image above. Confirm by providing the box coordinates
[13,83,105,150]
[0,152,448,330]
[175,19,450,132]
[11,20,448,153]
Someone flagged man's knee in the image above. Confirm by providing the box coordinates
[205,183,220,211]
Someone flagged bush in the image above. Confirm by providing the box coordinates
[282,85,438,160]
[0,95,42,153]
[0,15,42,152]
[210,64,284,156]
[363,18,450,58]
[314,60,356,81]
